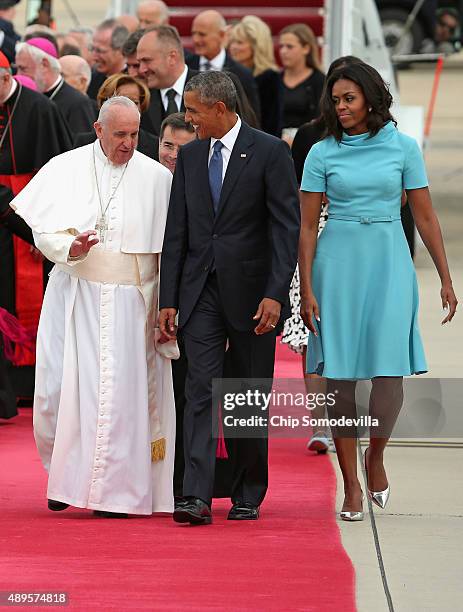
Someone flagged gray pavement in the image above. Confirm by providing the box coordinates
[336,63,463,612]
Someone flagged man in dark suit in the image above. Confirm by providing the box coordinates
[159,71,300,525]
[186,10,260,120]
[137,25,198,136]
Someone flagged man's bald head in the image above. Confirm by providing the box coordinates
[116,14,139,33]
[59,55,91,94]
[191,10,228,60]
[137,26,185,89]
[137,0,169,29]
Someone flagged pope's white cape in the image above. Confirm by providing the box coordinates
[10,144,178,514]
[11,144,170,253]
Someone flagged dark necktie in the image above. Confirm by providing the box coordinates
[202,60,212,71]
[165,89,178,115]
[209,141,223,215]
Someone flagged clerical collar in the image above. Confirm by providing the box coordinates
[200,48,226,71]
[2,78,17,104]
[45,75,63,96]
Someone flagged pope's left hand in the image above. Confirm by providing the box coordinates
[253,298,281,335]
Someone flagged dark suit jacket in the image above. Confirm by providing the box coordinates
[73,128,159,161]
[45,79,97,135]
[87,70,107,100]
[159,122,300,331]
[140,68,198,136]
[186,53,261,120]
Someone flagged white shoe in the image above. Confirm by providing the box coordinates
[307,431,331,454]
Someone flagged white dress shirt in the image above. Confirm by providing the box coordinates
[160,65,188,113]
[209,115,242,182]
[200,48,226,72]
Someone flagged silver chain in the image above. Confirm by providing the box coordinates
[92,142,129,228]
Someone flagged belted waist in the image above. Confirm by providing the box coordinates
[57,248,141,285]
[328,214,401,224]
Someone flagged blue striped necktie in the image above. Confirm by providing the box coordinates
[209,141,223,215]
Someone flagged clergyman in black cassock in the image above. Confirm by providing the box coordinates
[0,56,72,399]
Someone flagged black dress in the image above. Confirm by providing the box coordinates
[281,69,325,129]
[291,120,324,184]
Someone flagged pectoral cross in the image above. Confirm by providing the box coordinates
[95,216,108,244]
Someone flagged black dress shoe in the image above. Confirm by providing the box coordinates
[174,496,188,511]
[93,510,128,518]
[173,497,212,525]
[48,499,70,511]
[227,502,260,520]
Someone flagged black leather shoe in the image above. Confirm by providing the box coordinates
[173,497,212,525]
[174,496,188,511]
[48,499,70,511]
[93,510,128,518]
[227,502,260,520]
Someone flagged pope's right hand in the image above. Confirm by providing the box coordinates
[69,230,99,258]
[158,308,178,341]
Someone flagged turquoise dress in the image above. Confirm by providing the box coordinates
[301,121,428,380]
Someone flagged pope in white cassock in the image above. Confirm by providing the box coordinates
[10,96,178,517]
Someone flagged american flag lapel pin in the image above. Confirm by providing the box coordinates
[240,153,247,158]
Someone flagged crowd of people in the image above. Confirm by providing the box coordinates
[0,0,458,525]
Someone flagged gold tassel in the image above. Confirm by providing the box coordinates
[151,438,166,462]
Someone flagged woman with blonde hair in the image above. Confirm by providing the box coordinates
[279,23,325,141]
[229,15,283,136]
[74,73,160,160]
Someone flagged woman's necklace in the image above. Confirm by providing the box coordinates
[92,143,129,244]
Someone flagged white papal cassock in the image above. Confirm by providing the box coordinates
[11,142,177,515]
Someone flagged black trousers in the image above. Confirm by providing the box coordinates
[182,273,277,506]
[172,334,188,498]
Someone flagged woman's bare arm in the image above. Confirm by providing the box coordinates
[298,191,324,334]
[407,187,458,323]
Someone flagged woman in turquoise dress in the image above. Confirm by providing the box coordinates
[299,62,458,521]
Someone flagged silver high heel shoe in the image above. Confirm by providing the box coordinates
[363,447,390,509]
[340,494,364,522]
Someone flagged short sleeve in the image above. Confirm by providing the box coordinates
[300,142,326,192]
[403,137,428,190]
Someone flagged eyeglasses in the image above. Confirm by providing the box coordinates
[90,45,111,54]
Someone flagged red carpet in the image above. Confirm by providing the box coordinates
[0,344,356,611]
